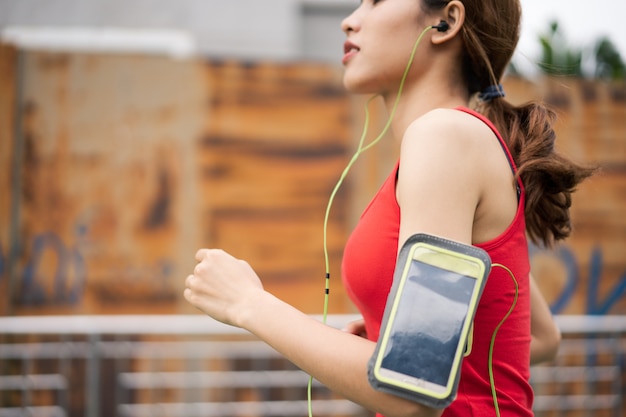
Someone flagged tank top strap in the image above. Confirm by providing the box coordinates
[455,106,524,199]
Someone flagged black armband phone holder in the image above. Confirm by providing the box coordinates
[368,233,491,408]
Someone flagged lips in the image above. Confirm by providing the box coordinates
[342,40,360,65]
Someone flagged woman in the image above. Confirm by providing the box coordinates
[185,0,592,416]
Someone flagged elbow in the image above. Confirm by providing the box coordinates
[543,319,562,361]
[546,325,562,361]
[531,323,562,365]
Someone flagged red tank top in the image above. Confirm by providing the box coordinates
[341,107,533,416]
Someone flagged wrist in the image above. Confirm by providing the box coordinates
[234,289,276,331]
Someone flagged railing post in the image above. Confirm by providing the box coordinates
[59,335,71,414]
[611,335,623,417]
[22,351,33,408]
[86,333,101,417]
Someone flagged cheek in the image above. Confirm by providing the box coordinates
[341,29,422,94]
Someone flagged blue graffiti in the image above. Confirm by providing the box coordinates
[586,247,626,315]
[15,228,178,306]
[547,246,580,313]
[530,244,626,315]
[20,232,86,305]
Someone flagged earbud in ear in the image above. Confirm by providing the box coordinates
[433,20,449,32]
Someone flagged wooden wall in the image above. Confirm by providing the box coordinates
[0,44,17,316]
[1,44,625,316]
[0,46,357,315]
[196,60,354,313]
[1,45,208,315]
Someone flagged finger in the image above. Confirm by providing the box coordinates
[185,274,195,290]
[195,248,207,262]
[342,321,358,333]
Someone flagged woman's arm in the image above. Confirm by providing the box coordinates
[529,273,561,364]
[183,111,483,417]
[185,249,442,417]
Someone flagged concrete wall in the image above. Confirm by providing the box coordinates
[0,0,354,63]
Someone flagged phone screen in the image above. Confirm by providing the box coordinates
[379,259,477,389]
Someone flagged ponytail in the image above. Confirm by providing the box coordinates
[479,99,596,248]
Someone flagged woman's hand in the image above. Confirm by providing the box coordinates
[343,318,368,339]
[184,249,265,327]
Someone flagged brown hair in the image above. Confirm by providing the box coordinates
[423,0,595,248]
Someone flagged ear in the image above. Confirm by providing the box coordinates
[431,0,465,45]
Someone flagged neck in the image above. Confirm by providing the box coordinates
[381,77,469,143]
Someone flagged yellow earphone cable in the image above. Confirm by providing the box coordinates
[308,24,438,417]
[489,263,519,417]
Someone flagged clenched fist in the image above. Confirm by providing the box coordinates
[184,249,265,327]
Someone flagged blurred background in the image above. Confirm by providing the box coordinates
[0,0,625,416]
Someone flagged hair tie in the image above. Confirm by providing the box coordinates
[478,84,505,102]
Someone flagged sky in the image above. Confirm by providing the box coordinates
[516,0,626,76]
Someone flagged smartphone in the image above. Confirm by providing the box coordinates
[368,234,490,408]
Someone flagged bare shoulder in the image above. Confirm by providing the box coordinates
[403,108,495,150]
[400,108,497,173]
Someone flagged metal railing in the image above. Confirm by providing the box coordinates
[0,315,624,417]
[530,315,626,417]
[0,315,367,417]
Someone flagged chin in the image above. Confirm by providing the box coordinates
[342,75,379,95]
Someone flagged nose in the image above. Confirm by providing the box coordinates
[341,8,360,35]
